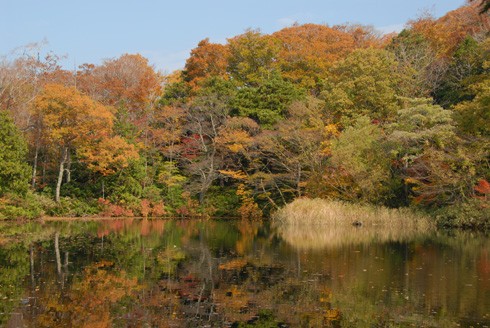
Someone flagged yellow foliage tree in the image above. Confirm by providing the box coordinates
[32,84,116,201]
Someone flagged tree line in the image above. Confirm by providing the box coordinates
[0,2,488,227]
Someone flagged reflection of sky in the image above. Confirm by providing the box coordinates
[1,0,464,72]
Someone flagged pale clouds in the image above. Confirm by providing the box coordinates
[376,23,405,35]
[141,49,191,73]
[277,17,297,28]
[276,12,316,28]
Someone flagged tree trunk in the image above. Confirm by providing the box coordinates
[31,119,42,188]
[30,244,35,286]
[31,141,40,188]
[42,154,47,185]
[260,180,279,210]
[65,151,71,184]
[55,147,68,203]
[199,190,205,205]
[296,162,302,197]
[55,232,61,275]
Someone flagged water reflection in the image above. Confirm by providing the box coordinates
[275,223,436,250]
[0,219,488,327]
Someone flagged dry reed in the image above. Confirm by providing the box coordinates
[274,198,432,228]
[273,198,434,249]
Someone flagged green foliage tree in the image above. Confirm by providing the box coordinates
[227,29,280,86]
[452,78,490,223]
[159,80,190,107]
[327,116,393,204]
[389,98,456,151]
[453,78,490,137]
[434,36,487,107]
[322,49,402,126]
[388,99,476,207]
[0,110,30,196]
[231,75,304,127]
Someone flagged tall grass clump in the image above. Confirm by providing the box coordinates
[273,198,435,250]
[274,198,432,229]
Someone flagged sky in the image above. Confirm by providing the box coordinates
[0,0,467,73]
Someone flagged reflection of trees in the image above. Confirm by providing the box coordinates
[35,262,139,328]
[0,222,60,326]
[1,220,489,327]
[0,242,30,326]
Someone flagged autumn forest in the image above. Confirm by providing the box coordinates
[0,2,489,228]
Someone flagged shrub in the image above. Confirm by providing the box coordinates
[204,186,241,217]
[46,197,101,217]
[237,184,262,220]
[0,192,50,219]
[98,198,134,217]
[433,199,490,229]
[140,199,151,217]
[175,192,201,217]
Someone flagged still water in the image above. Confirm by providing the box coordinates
[0,219,489,327]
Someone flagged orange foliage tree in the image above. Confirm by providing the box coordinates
[183,38,229,91]
[76,54,162,147]
[78,54,161,110]
[408,3,490,59]
[32,84,115,202]
[273,24,355,90]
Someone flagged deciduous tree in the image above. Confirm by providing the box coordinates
[388,98,476,206]
[32,84,115,202]
[273,24,355,90]
[322,49,402,126]
[327,116,393,203]
[453,77,490,137]
[183,39,229,91]
[227,29,280,86]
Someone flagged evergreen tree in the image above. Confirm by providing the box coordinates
[0,110,30,196]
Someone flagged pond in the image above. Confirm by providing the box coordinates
[0,219,489,327]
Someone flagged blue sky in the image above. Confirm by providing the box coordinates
[1,0,466,73]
